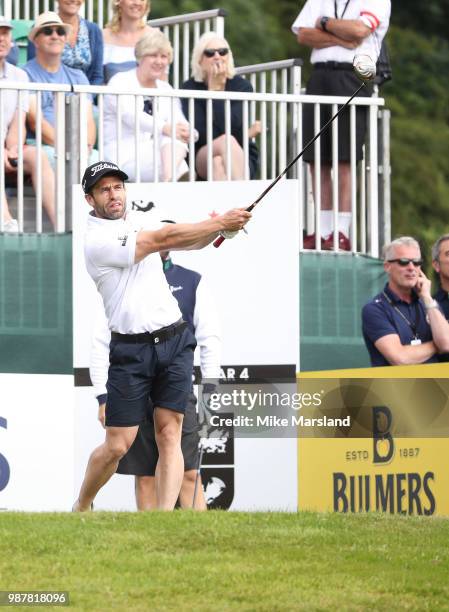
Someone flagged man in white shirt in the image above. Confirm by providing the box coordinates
[74,160,250,511]
[0,15,56,231]
[90,239,221,510]
[292,0,390,251]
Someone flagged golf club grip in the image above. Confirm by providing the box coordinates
[213,234,225,248]
[213,200,257,248]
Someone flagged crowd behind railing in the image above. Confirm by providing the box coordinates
[0,2,390,257]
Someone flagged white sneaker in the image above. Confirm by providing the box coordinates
[3,219,19,233]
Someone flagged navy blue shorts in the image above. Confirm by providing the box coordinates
[302,66,373,163]
[105,327,196,427]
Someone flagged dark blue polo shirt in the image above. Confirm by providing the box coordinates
[434,287,449,320]
[163,258,201,335]
[362,284,437,367]
[434,287,449,362]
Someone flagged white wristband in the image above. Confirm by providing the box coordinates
[220,230,238,239]
[424,299,439,310]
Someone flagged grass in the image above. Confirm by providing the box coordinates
[1,511,449,611]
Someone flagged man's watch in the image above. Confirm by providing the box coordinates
[423,299,439,310]
[320,16,330,31]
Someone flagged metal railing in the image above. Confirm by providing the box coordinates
[236,58,303,95]
[0,81,388,256]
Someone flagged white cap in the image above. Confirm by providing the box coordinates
[0,16,13,30]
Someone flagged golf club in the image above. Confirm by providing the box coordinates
[213,55,376,248]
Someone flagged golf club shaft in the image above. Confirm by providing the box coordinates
[213,81,366,247]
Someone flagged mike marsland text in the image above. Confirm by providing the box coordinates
[209,415,351,427]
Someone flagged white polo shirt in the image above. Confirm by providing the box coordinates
[0,61,29,144]
[84,210,182,334]
[291,0,391,64]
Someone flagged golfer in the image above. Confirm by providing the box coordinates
[74,161,250,511]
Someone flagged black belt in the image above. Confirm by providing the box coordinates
[313,62,353,70]
[111,319,187,345]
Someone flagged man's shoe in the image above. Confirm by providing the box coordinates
[2,219,18,233]
[72,499,94,512]
[303,233,323,249]
[322,232,351,251]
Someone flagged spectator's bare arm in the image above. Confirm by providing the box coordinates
[415,270,449,353]
[86,101,97,151]
[315,18,372,44]
[296,27,358,49]
[374,335,437,366]
[4,110,20,171]
[27,94,56,145]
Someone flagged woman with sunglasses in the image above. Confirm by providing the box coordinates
[27,0,103,86]
[181,31,260,181]
[102,0,154,83]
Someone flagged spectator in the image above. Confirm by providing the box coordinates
[362,237,449,367]
[182,31,260,181]
[91,234,221,510]
[27,0,104,86]
[103,29,190,182]
[102,0,153,83]
[0,16,56,231]
[23,12,96,169]
[292,0,391,250]
[432,234,449,321]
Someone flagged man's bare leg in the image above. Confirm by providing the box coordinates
[74,426,138,511]
[179,469,207,510]
[338,162,351,212]
[310,162,332,213]
[135,475,157,511]
[154,407,184,510]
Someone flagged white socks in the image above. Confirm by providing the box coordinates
[319,210,351,238]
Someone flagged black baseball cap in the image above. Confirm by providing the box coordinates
[82,161,128,194]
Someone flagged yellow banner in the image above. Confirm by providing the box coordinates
[297,375,449,516]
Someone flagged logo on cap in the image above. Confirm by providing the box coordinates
[90,162,120,177]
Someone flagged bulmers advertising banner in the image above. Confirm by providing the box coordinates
[297,370,449,516]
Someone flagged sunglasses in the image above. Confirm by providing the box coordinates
[39,25,67,37]
[203,47,229,58]
[387,258,423,267]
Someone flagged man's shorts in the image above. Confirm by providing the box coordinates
[302,65,374,163]
[116,393,201,476]
[105,324,196,427]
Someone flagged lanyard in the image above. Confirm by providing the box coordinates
[382,291,421,339]
[334,0,351,19]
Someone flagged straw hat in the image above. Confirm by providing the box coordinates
[28,11,72,42]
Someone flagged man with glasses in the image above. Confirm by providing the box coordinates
[431,234,449,364]
[22,11,96,169]
[362,237,449,367]
[432,234,449,321]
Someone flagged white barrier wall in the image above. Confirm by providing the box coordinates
[73,180,300,511]
[0,374,74,511]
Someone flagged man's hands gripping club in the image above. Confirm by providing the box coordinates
[218,208,251,240]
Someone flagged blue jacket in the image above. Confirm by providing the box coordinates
[27,18,104,85]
